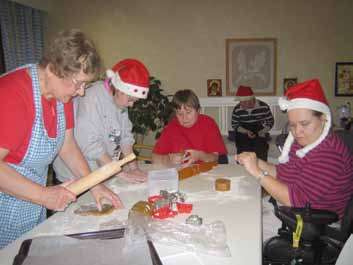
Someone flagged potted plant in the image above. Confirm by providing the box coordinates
[128,77,173,142]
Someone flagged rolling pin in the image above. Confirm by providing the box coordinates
[67,153,136,195]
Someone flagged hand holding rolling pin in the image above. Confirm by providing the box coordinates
[66,153,136,205]
[42,180,76,211]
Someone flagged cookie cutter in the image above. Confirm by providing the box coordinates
[186,214,203,226]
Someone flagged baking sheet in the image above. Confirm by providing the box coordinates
[162,252,204,265]
[13,229,161,265]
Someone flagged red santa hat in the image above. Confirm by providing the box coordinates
[106,59,150,99]
[278,79,331,163]
[235,85,255,101]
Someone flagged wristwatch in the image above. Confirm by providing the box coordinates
[257,170,269,182]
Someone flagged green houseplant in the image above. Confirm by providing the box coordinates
[128,77,173,141]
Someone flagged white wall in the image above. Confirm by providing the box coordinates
[15,0,353,111]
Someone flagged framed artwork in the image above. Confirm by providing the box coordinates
[207,79,222,96]
[335,62,353,96]
[283,78,298,93]
[226,38,277,96]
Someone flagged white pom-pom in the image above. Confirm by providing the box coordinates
[106,69,115,78]
[278,97,290,111]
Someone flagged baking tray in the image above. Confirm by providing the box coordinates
[12,228,162,265]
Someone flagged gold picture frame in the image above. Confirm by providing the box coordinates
[335,62,353,96]
[207,79,222,96]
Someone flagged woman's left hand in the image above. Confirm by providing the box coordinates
[235,152,261,177]
[90,184,123,210]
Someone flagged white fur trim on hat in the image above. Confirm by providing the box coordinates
[279,97,330,115]
[278,97,331,163]
[235,95,255,101]
[106,69,148,99]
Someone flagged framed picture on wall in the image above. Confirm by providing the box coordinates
[226,38,277,96]
[207,79,222,96]
[335,62,353,96]
[283,78,298,93]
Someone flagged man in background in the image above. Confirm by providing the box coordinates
[231,85,274,161]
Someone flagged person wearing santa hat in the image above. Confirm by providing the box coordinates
[231,85,274,161]
[0,30,123,248]
[235,79,353,240]
[53,58,150,194]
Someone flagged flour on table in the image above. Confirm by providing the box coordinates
[184,175,252,204]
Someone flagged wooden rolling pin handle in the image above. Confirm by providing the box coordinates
[67,153,136,195]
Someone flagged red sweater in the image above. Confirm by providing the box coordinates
[153,114,227,158]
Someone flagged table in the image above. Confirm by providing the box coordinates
[0,164,262,265]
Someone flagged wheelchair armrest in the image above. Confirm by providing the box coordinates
[274,204,339,241]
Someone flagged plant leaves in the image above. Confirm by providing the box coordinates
[128,77,173,139]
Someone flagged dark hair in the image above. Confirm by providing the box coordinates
[171,89,200,110]
[39,29,101,79]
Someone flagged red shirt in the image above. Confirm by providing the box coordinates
[153,114,227,158]
[0,68,74,164]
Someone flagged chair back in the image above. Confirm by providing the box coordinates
[134,144,153,162]
[336,129,353,154]
[340,194,353,242]
[275,122,289,152]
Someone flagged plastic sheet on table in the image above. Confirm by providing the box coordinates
[148,219,231,257]
[125,211,230,257]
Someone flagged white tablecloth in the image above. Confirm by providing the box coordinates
[0,164,262,265]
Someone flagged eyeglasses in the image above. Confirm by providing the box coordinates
[71,76,91,90]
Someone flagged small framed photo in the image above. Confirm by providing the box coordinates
[283,78,298,93]
[207,79,222,96]
[335,62,353,96]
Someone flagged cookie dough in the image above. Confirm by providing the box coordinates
[131,201,154,216]
[74,203,115,216]
[178,161,218,180]
[215,178,231,191]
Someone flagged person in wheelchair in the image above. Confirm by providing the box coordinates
[235,79,353,241]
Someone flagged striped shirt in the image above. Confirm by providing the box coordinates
[276,133,353,218]
[231,99,274,135]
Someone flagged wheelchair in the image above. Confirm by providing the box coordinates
[263,196,353,265]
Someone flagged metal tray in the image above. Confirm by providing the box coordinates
[12,228,162,265]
